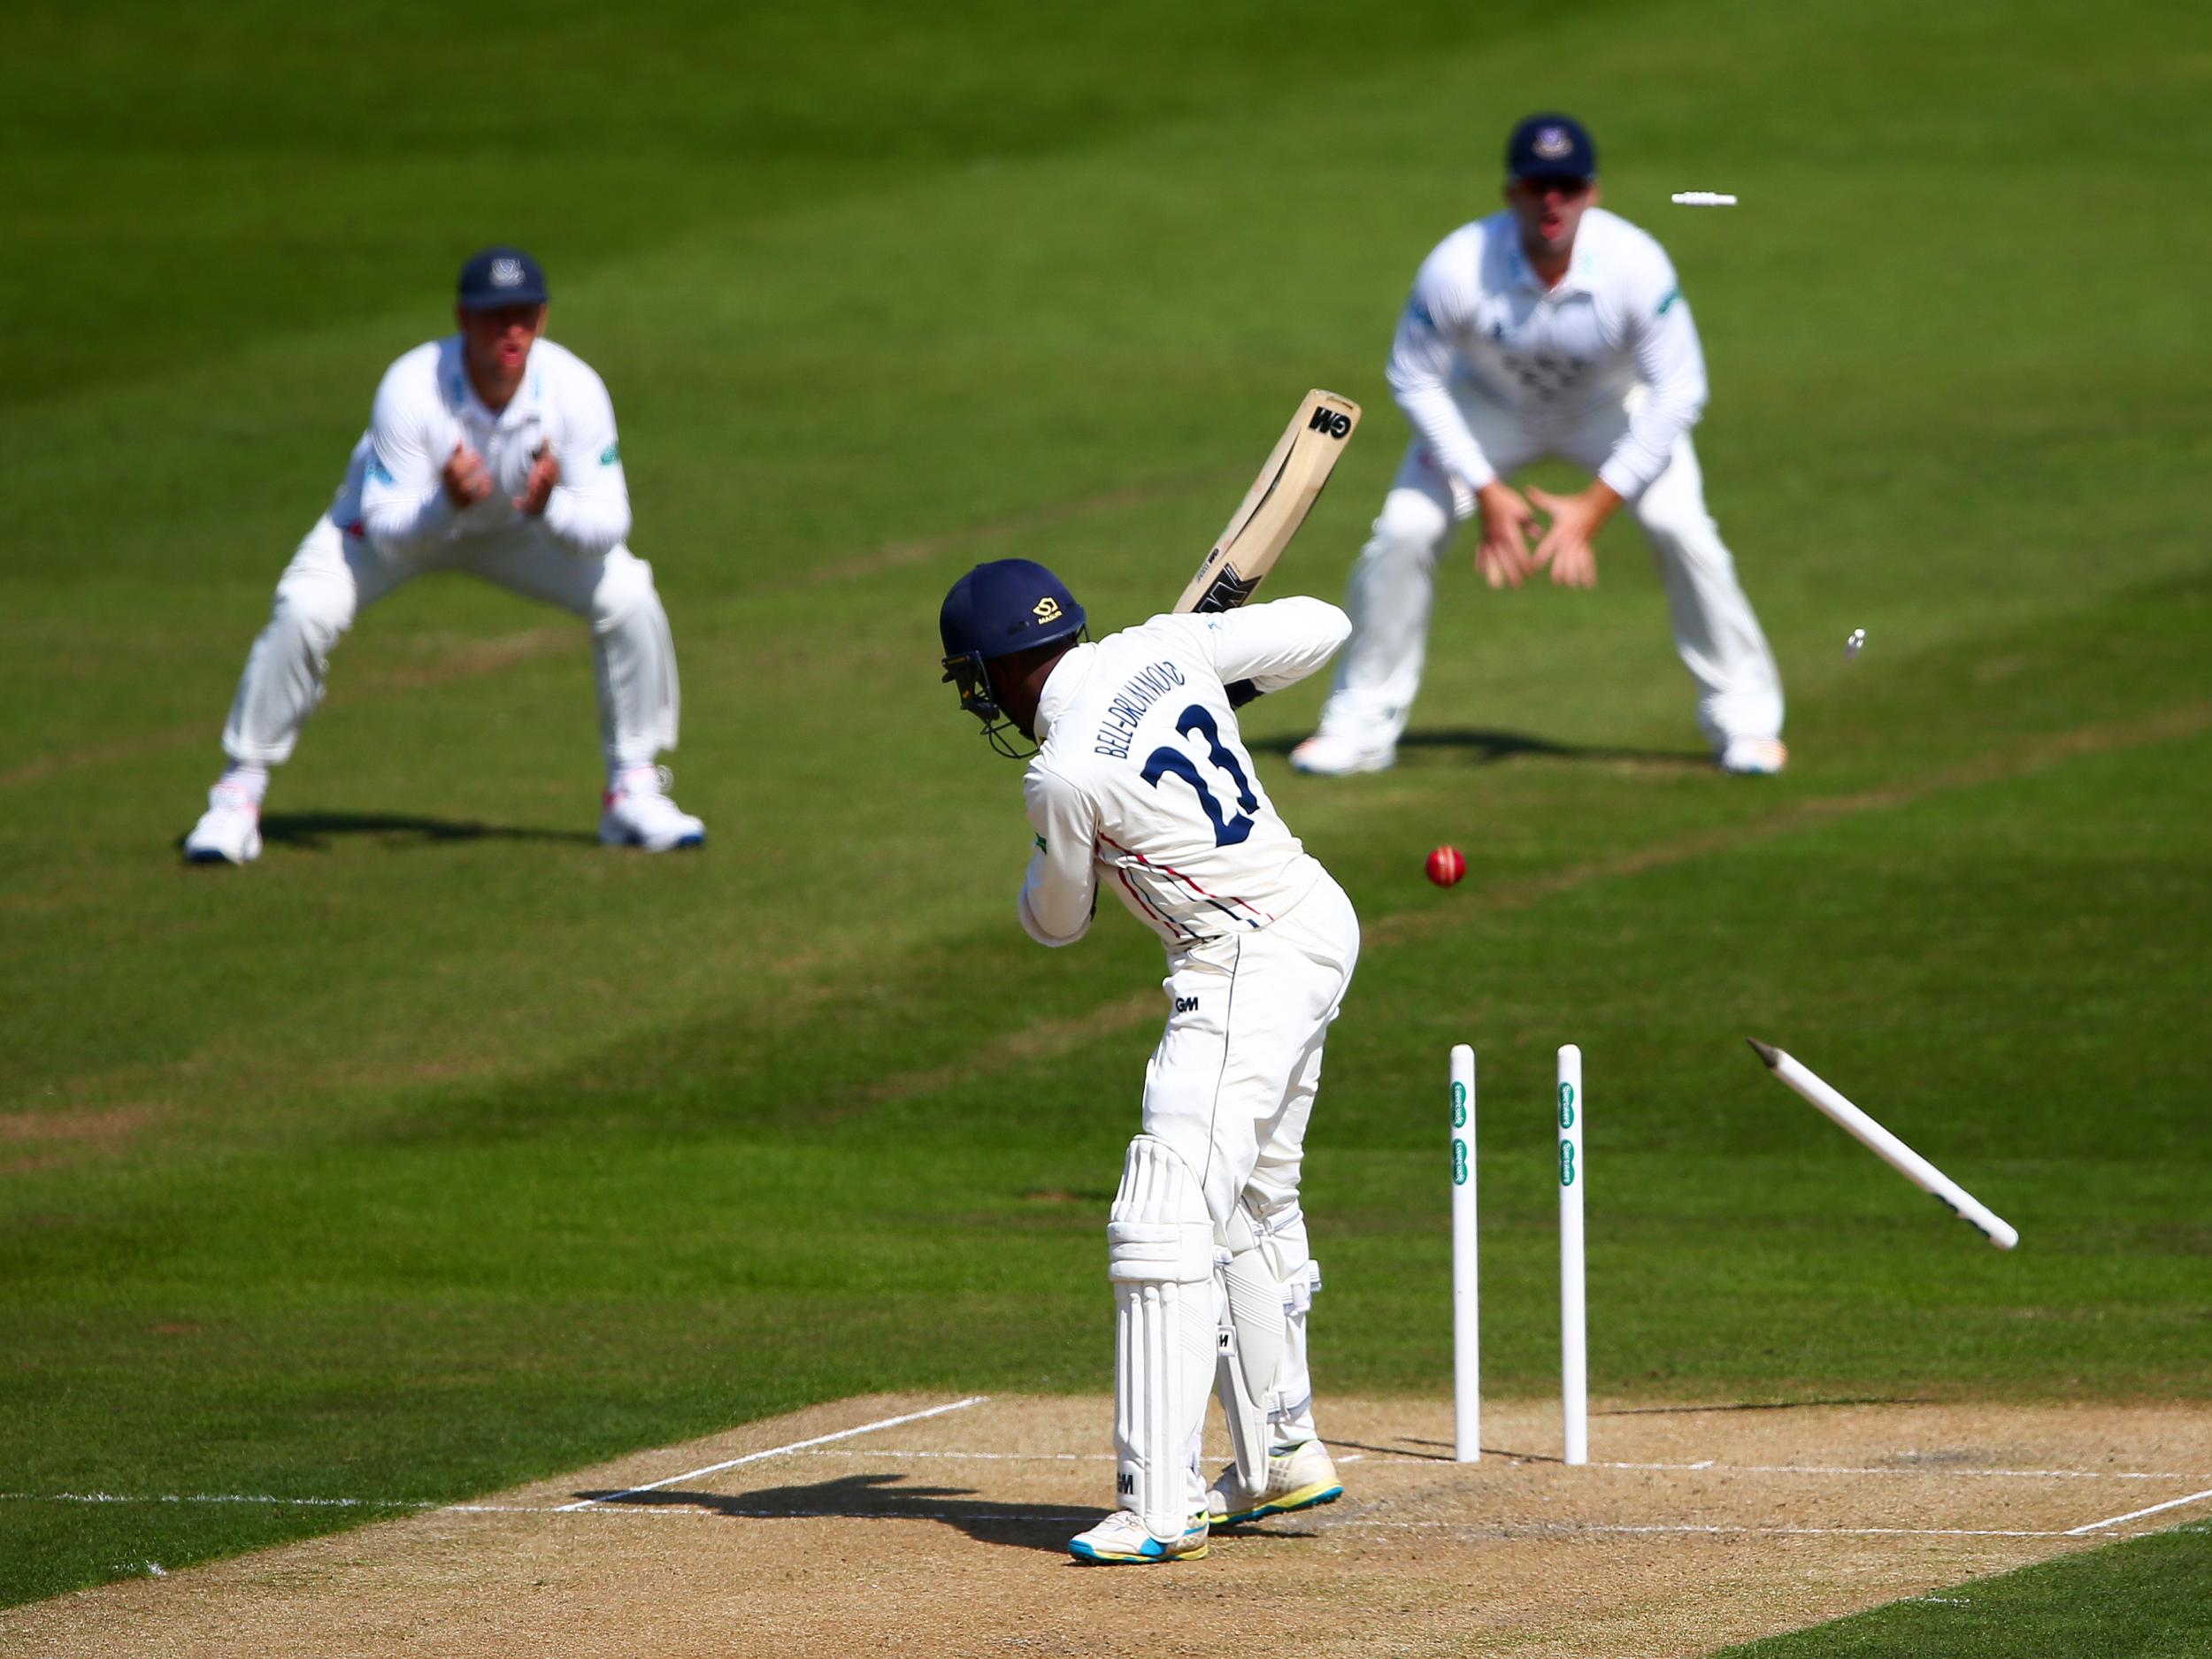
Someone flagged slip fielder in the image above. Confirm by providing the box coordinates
[940,559,1358,1563]
[1293,113,1787,777]
[181,246,703,863]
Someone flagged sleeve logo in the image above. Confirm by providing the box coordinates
[1655,286,1681,316]
[599,442,620,466]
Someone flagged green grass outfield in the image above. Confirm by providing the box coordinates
[1714,1524,2212,1657]
[4,0,2208,1643]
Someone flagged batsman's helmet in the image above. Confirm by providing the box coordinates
[939,559,1087,757]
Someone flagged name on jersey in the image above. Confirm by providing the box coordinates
[1091,659,1187,759]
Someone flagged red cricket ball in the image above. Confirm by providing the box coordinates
[1425,846,1466,887]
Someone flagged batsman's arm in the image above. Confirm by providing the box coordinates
[1018,764,1099,948]
[1203,598,1351,700]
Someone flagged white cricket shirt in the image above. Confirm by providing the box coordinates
[328,336,633,556]
[1388,206,1709,499]
[1018,599,1350,950]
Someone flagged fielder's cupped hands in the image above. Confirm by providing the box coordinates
[1472,481,1540,589]
[442,440,495,508]
[513,445,559,516]
[1526,481,1622,588]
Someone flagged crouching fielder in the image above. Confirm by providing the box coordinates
[180,246,702,864]
[1294,113,1786,778]
[940,558,1358,1564]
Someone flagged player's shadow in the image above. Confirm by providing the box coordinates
[570,1472,1095,1556]
[254,812,600,850]
[1247,728,1705,769]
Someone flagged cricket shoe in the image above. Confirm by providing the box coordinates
[1207,1440,1344,1526]
[600,768,705,851]
[1288,732,1395,776]
[181,782,263,865]
[1717,736,1789,776]
[1066,1508,1210,1564]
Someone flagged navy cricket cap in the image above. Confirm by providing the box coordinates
[1505,114,1597,180]
[456,246,549,310]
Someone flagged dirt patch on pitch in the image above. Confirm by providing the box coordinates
[8,1393,2211,1659]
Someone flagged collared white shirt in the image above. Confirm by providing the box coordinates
[329,336,633,556]
[1016,599,1349,950]
[1386,207,1709,499]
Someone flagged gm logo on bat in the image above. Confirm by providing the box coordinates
[1308,407,1353,439]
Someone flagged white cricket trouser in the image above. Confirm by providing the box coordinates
[1139,870,1360,1451]
[1317,387,1784,750]
[219,515,681,771]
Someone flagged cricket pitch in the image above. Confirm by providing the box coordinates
[7,1394,2209,1658]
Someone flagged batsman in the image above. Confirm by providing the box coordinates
[940,558,1359,1564]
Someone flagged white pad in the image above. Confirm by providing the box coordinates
[1215,1206,1284,1490]
[1215,1202,1325,1485]
[1107,1135,1217,1542]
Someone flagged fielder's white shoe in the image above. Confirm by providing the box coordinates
[599,769,705,852]
[182,783,263,865]
[1066,1507,1210,1564]
[1717,737,1789,776]
[1207,1440,1344,1525]
[1288,733,1395,776]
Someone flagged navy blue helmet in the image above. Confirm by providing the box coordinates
[940,558,1087,757]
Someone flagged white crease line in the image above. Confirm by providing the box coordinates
[0,1493,431,1509]
[774,1448,1110,1463]
[0,1492,2160,1544]
[1332,1518,2062,1540]
[541,1504,1061,1523]
[720,1448,2206,1482]
[12,1428,2200,1530]
[2066,1486,2212,1535]
[553,1395,990,1512]
[1596,1459,2202,1482]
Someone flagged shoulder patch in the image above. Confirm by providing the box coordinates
[1033,833,1048,853]
[1655,286,1682,316]
[367,452,396,486]
[599,441,620,466]
[1407,296,1436,331]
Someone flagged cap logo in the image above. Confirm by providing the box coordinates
[491,257,525,288]
[1033,596,1064,623]
[1533,126,1573,160]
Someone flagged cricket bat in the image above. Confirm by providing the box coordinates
[1173,388,1360,614]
